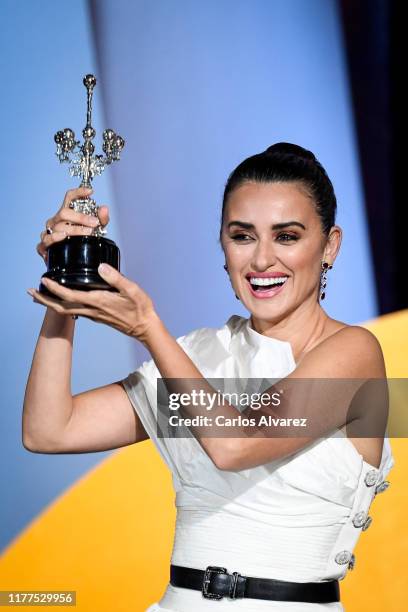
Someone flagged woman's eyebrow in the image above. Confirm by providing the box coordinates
[227,220,306,230]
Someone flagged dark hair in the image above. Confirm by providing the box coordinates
[219,142,337,242]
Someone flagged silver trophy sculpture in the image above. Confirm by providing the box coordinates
[39,74,124,294]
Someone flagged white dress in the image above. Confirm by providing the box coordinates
[121,315,394,612]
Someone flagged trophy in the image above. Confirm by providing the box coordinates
[39,74,124,295]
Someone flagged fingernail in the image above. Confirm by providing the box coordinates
[99,263,109,274]
[27,289,35,296]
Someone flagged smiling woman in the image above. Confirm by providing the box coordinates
[222,179,339,313]
[23,143,394,611]
[220,143,341,329]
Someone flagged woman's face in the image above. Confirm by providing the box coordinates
[221,181,340,322]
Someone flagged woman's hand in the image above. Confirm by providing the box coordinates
[27,264,159,344]
[36,187,110,265]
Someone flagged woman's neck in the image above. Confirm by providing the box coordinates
[250,302,336,364]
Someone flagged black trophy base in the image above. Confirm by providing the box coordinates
[39,235,120,297]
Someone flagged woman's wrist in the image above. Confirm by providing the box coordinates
[42,306,76,338]
[138,311,168,350]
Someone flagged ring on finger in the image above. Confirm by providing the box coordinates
[46,226,53,235]
[72,315,79,320]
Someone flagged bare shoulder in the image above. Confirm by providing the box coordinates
[328,323,383,353]
[320,316,381,348]
[296,321,386,379]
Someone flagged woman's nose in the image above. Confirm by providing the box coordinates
[251,240,278,270]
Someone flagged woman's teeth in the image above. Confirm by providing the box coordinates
[249,276,288,291]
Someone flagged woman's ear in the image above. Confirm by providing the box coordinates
[323,225,342,265]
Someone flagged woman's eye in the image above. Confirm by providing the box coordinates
[277,233,298,242]
[231,234,252,242]
[230,233,298,242]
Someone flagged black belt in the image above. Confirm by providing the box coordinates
[170,564,340,603]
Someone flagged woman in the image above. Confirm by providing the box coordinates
[24,143,394,611]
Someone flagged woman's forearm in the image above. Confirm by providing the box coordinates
[141,319,363,471]
[22,308,76,450]
[142,317,247,465]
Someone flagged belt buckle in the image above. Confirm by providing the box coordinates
[202,566,227,600]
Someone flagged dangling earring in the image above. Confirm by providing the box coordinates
[319,261,333,300]
[223,263,240,300]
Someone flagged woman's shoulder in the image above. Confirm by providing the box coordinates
[321,318,382,348]
[301,318,385,378]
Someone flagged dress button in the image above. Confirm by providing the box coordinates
[375,480,390,495]
[362,516,373,531]
[352,510,367,528]
[364,469,378,487]
[335,551,352,565]
[348,554,356,570]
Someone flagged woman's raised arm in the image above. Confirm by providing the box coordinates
[23,187,149,453]
[22,307,149,454]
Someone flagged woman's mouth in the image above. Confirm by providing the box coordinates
[245,275,289,299]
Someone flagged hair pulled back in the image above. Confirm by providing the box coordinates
[219,142,337,241]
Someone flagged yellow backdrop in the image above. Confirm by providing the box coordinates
[1,310,407,611]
